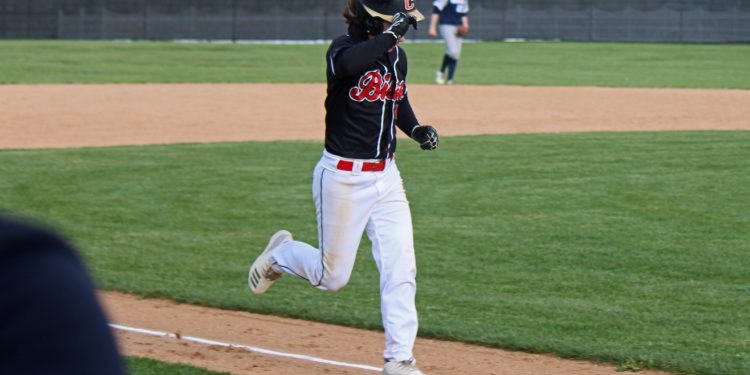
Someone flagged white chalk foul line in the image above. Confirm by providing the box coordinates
[110,323,382,372]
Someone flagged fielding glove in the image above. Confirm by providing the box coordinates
[411,125,439,150]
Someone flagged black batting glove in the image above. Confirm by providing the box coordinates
[411,125,439,150]
[384,12,417,40]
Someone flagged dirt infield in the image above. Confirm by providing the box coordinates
[3,83,746,374]
[1,84,748,149]
[103,291,670,375]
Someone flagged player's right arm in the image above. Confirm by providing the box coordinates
[328,34,398,78]
[328,13,415,78]
[428,13,439,37]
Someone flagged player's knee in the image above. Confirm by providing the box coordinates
[320,273,351,292]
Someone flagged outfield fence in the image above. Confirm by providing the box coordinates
[1,0,749,42]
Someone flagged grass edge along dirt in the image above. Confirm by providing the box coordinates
[1,131,748,375]
[0,40,748,88]
[127,356,230,375]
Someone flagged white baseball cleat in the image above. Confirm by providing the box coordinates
[383,359,426,375]
[248,230,292,295]
[435,70,445,85]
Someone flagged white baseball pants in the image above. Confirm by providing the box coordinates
[272,150,419,362]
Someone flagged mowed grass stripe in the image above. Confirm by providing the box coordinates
[0,40,748,88]
[1,131,748,375]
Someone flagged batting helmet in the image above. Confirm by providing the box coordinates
[358,0,425,22]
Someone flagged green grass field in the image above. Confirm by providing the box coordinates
[127,357,228,375]
[1,40,749,88]
[1,132,749,375]
[1,40,749,375]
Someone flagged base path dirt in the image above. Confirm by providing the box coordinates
[102,291,670,375]
[1,83,748,149]
[4,83,743,374]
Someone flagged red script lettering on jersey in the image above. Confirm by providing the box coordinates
[349,70,406,102]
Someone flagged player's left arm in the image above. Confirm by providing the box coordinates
[458,1,470,35]
[458,16,469,35]
[395,49,438,151]
[397,97,439,151]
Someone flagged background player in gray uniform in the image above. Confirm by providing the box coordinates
[428,0,470,85]
[247,1,438,374]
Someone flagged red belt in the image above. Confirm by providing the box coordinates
[336,156,392,172]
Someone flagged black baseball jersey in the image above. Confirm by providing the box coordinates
[324,32,420,160]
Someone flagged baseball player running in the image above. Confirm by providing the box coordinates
[247,1,438,374]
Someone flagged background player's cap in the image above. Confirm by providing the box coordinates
[359,0,425,23]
